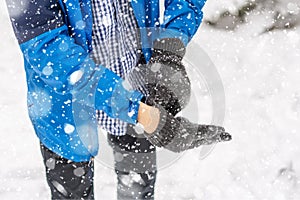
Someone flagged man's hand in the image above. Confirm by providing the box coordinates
[137,103,160,133]
[127,38,191,116]
[147,38,191,116]
[140,104,232,152]
[128,38,232,151]
[165,117,232,153]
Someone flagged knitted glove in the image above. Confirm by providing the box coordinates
[143,105,231,152]
[147,38,191,116]
[126,38,191,116]
[164,117,232,153]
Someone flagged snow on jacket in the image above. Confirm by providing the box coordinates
[5,0,206,162]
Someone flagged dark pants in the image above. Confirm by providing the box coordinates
[107,125,157,200]
[40,144,94,199]
[40,125,157,200]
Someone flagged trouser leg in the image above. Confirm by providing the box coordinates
[116,170,157,200]
[107,125,157,200]
[40,144,94,200]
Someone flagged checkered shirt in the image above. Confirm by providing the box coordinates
[91,0,139,135]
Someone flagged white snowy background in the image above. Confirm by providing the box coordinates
[1,0,300,199]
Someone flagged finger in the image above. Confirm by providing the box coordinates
[192,137,217,147]
[197,125,224,139]
[220,132,232,141]
[207,125,225,132]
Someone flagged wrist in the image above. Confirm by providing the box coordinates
[137,103,160,133]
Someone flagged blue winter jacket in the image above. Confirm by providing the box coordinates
[5,0,206,162]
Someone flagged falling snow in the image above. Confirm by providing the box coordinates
[73,167,85,177]
[133,123,145,135]
[45,158,56,170]
[1,0,300,200]
[64,123,75,134]
[69,70,84,85]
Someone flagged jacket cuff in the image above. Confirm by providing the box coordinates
[128,90,144,124]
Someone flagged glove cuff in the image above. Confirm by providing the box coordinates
[153,38,186,59]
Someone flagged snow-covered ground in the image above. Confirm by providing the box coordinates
[1,0,300,199]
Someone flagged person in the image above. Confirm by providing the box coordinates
[5,0,231,199]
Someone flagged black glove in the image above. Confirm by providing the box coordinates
[126,38,191,116]
[143,105,231,152]
[146,38,191,116]
[126,38,232,151]
[165,117,232,152]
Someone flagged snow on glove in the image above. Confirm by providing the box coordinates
[148,38,191,115]
[164,117,232,153]
[143,104,231,153]
[126,38,191,116]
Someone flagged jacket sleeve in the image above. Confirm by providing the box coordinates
[5,0,99,94]
[5,0,143,124]
[161,0,206,45]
